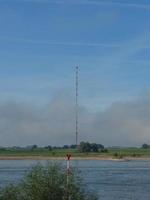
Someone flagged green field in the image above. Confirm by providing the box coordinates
[107,147,150,158]
[0,147,150,158]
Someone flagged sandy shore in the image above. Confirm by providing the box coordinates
[0,156,150,161]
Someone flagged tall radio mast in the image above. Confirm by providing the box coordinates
[75,66,79,147]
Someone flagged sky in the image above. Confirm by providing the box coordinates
[0,0,150,146]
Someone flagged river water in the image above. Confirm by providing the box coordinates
[0,159,150,200]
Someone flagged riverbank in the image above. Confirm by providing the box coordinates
[0,147,150,160]
[0,155,150,161]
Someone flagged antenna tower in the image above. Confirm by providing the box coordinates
[75,66,79,147]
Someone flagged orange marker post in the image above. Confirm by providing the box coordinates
[66,154,71,186]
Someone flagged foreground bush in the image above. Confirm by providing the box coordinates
[0,163,98,200]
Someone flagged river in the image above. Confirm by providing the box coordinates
[0,159,150,200]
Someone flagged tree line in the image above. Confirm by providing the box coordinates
[79,142,107,153]
[0,142,106,152]
[142,144,150,149]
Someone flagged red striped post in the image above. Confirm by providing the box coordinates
[65,154,71,200]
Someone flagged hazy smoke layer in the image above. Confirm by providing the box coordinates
[0,94,150,147]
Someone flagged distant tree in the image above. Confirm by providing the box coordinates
[31,145,38,151]
[48,146,52,151]
[142,144,150,149]
[90,143,99,152]
[79,142,105,153]
[45,146,52,151]
[101,148,108,153]
[0,147,6,151]
[79,142,91,152]
[63,145,69,149]
[70,145,77,149]
[97,144,104,150]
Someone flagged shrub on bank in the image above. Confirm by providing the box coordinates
[0,163,98,200]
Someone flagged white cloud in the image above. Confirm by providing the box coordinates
[0,92,150,147]
[0,36,121,48]
[0,0,150,11]
[1,35,150,50]
[8,0,150,11]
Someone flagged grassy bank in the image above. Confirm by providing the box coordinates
[0,147,150,159]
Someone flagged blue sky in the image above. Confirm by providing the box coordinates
[1,0,150,146]
[0,0,150,111]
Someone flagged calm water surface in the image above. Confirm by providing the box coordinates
[0,160,150,200]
